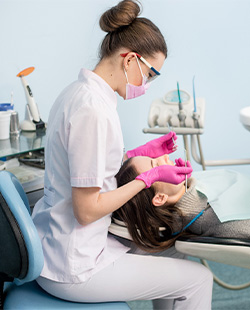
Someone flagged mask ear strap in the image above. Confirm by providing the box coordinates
[124,68,129,84]
[136,56,144,78]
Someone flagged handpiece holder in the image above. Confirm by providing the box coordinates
[20,104,45,132]
[147,89,205,130]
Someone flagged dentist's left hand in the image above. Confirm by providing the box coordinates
[175,157,192,169]
[126,132,177,159]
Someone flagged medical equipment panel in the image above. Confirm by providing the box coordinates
[144,78,250,168]
[148,89,205,130]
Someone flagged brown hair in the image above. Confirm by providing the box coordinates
[99,0,167,60]
[114,158,185,253]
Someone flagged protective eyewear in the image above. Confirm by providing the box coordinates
[120,52,160,83]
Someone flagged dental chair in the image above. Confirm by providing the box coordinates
[136,87,250,290]
[0,171,130,310]
[109,218,250,290]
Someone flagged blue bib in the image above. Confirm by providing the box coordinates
[193,169,250,222]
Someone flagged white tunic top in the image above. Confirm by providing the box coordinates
[32,69,129,283]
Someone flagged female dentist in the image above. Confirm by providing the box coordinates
[32,0,213,309]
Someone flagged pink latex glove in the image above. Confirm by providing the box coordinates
[135,163,193,188]
[126,132,177,159]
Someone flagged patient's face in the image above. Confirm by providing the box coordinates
[132,155,185,204]
[132,154,175,171]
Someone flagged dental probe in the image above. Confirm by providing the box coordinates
[184,149,187,193]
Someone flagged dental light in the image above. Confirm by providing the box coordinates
[17,67,45,131]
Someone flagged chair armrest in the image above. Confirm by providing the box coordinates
[177,235,250,247]
[175,235,250,268]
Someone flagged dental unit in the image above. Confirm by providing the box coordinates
[145,77,250,168]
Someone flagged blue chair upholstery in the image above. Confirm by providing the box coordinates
[0,171,130,310]
[4,282,129,309]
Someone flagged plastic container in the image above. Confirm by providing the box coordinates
[0,103,14,111]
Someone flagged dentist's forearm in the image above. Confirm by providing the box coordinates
[72,179,145,225]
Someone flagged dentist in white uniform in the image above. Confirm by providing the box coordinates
[32,1,213,309]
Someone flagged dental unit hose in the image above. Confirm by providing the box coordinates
[177,81,186,127]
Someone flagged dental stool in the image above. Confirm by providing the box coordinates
[0,171,130,310]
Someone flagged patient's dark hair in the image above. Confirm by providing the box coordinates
[114,158,185,252]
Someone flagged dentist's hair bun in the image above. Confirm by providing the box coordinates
[99,0,141,33]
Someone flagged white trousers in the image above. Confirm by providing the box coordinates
[37,240,213,310]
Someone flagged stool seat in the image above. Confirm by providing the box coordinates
[4,281,130,310]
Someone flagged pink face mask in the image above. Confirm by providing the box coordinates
[124,57,150,100]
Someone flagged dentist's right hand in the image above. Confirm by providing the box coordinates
[126,131,177,159]
[135,163,193,188]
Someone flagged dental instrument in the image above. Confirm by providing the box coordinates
[176,82,189,159]
[167,122,177,148]
[17,67,45,131]
[184,149,187,192]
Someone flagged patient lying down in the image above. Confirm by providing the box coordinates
[114,155,250,252]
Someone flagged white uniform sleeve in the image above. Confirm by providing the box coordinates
[67,105,107,188]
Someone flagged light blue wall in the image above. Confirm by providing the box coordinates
[1,0,250,174]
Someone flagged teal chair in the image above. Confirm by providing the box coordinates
[0,171,130,310]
